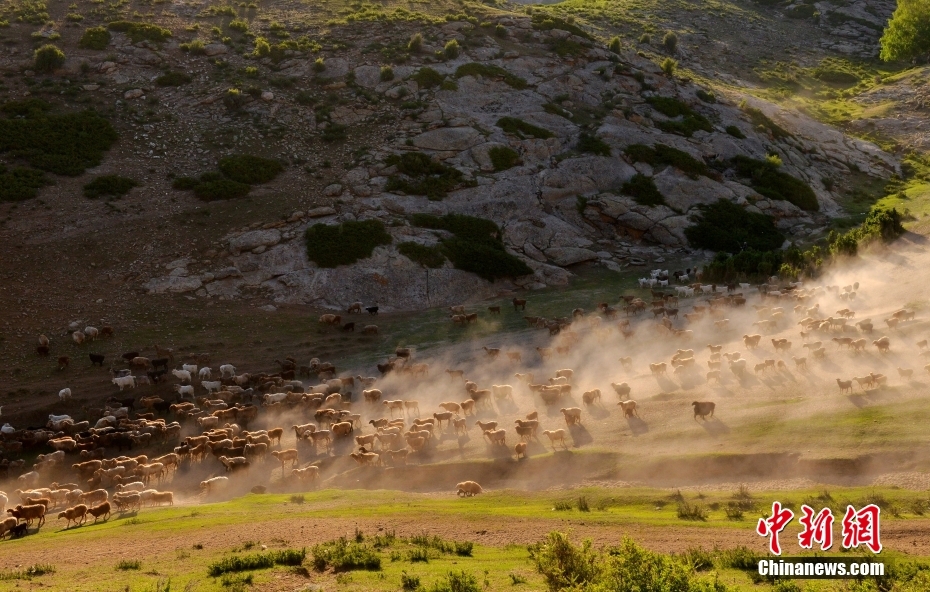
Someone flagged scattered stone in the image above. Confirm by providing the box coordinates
[123,89,144,100]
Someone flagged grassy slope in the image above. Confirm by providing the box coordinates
[3,486,930,591]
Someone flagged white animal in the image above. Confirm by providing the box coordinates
[58,388,72,401]
[198,367,212,381]
[111,375,136,391]
[175,385,195,399]
[220,364,236,379]
[84,326,99,340]
[0,423,12,435]
[172,369,192,383]
[201,380,222,393]
[182,364,197,374]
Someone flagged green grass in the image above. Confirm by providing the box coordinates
[731,155,819,211]
[621,173,665,206]
[624,144,709,179]
[496,117,555,140]
[454,63,528,90]
[305,219,393,268]
[82,175,138,199]
[488,146,520,171]
[78,26,110,50]
[208,548,306,576]
[156,71,192,86]
[646,96,712,137]
[0,164,48,202]
[107,21,172,43]
[217,155,283,185]
[384,152,474,200]
[398,242,446,268]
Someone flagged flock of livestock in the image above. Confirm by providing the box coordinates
[0,269,923,541]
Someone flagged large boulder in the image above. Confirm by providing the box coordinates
[228,230,282,254]
[411,127,483,151]
[544,246,599,266]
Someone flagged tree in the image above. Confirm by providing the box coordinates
[880,0,930,62]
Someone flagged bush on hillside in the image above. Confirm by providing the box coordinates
[0,165,48,202]
[83,175,138,199]
[646,96,711,137]
[731,155,818,211]
[305,220,393,268]
[624,144,709,179]
[218,155,283,184]
[454,63,527,89]
[34,44,65,73]
[78,26,110,50]
[621,174,665,206]
[411,67,444,88]
[398,242,446,268]
[193,178,250,201]
[577,133,611,156]
[496,117,554,139]
[384,152,473,200]
[488,146,520,171]
[684,199,785,252]
[107,21,172,43]
[156,71,192,86]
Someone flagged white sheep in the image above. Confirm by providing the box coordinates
[198,367,212,381]
[201,380,222,393]
[220,364,236,379]
[172,369,192,383]
[58,388,72,401]
[175,384,195,399]
[111,375,136,391]
[84,326,99,341]
[182,363,198,375]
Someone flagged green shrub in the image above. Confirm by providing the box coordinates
[622,174,665,206]
[83,175,137,199]
[696,89,716,103]
[429,570,480,592]
[79,26,110,50]
[412,67,444,89]
[194,178,250,201]
[608,36,621,53]
[495,24,507,38]
[107,21,172,43]
[410,213,531,282]
[310,538,382,572]
[811,58,862,84]
[454,63,527,89]
[408,547,429,563]
[228,19,248,33]
[725,125,745,139]
[380,66,394,81]
[407,33,423,53]
[624,144,709,179]
[115,560,141,571]
[639,33,651,44]
[660,58,677,76]
[662,31,678,52]
[223,88,247,111]
[305,220,392,268]
[180,39,206,54]
[0,102,118,176]
[384,152,473,200]
[312,58,326,72]
[218,155,283,184]
[488,146,520,171]
[453,541,473,557]
[577,133,610,156]
[676,502,708,521]
[684,199,785,252]
[496,117,554,139]
[740,104,792,139]
[321,123,348,143]
[646,96,711,137]
[731,155,818,211]
[530,13,592,40]
[172,176,199,190]
[401,571,421,591]
[857,206,906,242]
[34,44,65,73]
[0,165,48,202]
[528,532,601,591]
[398,242,446,268]
[156,71,191,86]
[443,39,460,59]
[207,549,305,577]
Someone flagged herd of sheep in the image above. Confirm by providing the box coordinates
[0,270,923,541]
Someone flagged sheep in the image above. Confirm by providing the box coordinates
[691,401,715,421]
[403,400,421,417]
[362,325,379,335]
[743,334,762,349]
[459,399,476,416]
[9,503,46,526]
[219,364,236,379]
[456,481,483,497]
[112,493,142,512]
[582,389,601,406]
[111,375,136,391]
[87,501,110,523]
[836,379,853,394]
[72,331,85,345]
[439,402,461,414]
[362,389,382,404]
[434,411,454,430]
[475,420,498,433]
[617,400,640,418]
[331,422,353,437]
[218,456,250,473]
[706,370,721,384]
[898,367,914,380]
[200,476,230,495]
[172,369,192,383]
[116,482,145,494]
[512,298,527,311]
[649,363,667,376]
[491,385,514,401]
[483,429,507,446]
[0,516,18,539]
[292,466,320,482]
[57,504,88,528]
[610,382,631,400]
[542,429,568,449]
[873,337,891,353]
[514,442,527,460]
[383,400,404,418]
[560,407,582,426]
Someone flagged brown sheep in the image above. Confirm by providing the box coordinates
[898,367,914,380]
[434,411,454,430]
[292,466,320,482]
[271,449,299,470]
[873,336,891,353]
[452,417,468,435]
[439,402,461,414]
[617,400,639,418]
[456,481,483,497]
[610,382,631,400]
[514,442,527,460]
[57,504,88,528]
[383,400,404,417]
[331,421,354,437]
[483,429,507,446]
[363,389,382,403]
[362,325,379,335]
[743,334,762,349]
[474,420,498,432]
[8,503,46,526]
[691,401,715,421]
[526,411,538,421]
[87,501,111,523]
[559,407,582,426]
[836,378,853,394]
[459,399,476,416]
[581,389,601,406]
[649,363,667,376]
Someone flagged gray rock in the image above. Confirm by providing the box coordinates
[123,89,144,100]
[544,246,599,266]
[228,229,282,254]
[411,127,483,151]
[307,206,337,218]
[354,65,383,88]
[323,184,343,197]
[204,43,228,56]
[145,276,203,294]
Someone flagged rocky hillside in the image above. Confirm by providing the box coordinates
[0,0,904,313]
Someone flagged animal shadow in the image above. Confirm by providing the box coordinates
[626,416,649,436]
[698,418,730,436]
[567,423,593,448]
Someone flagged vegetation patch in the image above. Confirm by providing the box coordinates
[703,249,785,283]
[731,155,819,211]
[488,146,520,171]
[83,175,138,199]
[0,164,48,202]
[311,538,381,572]
[496,117,554,139]
[411,213,532,282]
[530,13,593,40]
[725,125,746,139]
[412,67,444,89]
[33,45,65,73]
[624,144,709,179]
[305,219,393,268]
[207,549,305,577]
[621,174,665,206]
[645,96,712,137]
[0,99,118,176]
[739,104,792,139]
[576,133,610,156]
[193,177,251,201]
[218,155,283,184]
[398,242,446,268]
[684,199,785,253]
[156,71,192,86]
[454,63,527,89]
[107,21,172,43]
[384,152,474,200]
[78,26,110,50]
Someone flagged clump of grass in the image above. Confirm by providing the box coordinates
[79,26,110,50]
[207,549,305,577]
[401,571,421,590]
[116,559,142,571]
[725,125,746,139]
[676,502,708,521]
[443,39,460,59]
[509,573,527,585]
[622,174,665,206]
[454,541,474,557]
[305,219,392,267]
[180,39,206,54]
[429,570,480,592]
[577,133,610,156]
[220,573,253,589]
[696,89,716,103]
[0,165,48,202]
[408,33,423,53]
[725,505,744,521]
[660,58,677,76]
[0,563,57,581]
[553,501,573,511]
[496,117,554,139]
[156,71,192,86]
[624,144,709,179]
[454,63,527,89]
[731,155,818,211]
[83,175,137,199]
[398,242,446,268]
[646,96,711,137]
[679,547,714,571]
[380,66,394,81]
[715,546,762,570]
[488,146,520,171]
[107,21,172,43]
[412,67,444,89]
[739,103,792,139]
[384,152,473,200]
[218,154,283,184]
[408,547,430,563]
[577,497,590,512]
[311,538,381,572]
[34,44,65,73]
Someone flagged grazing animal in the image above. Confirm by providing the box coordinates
[456,481,483,497]
[542,429,568,449]
[617,400,639,418]
[691,401,715,421]
[836,379,853,394]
